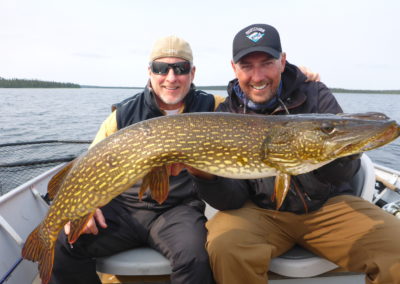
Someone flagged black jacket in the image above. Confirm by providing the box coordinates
[194,63,361,214]
[113,84,217,212]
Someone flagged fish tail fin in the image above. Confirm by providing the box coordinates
[38,248,55,284]
[22,226,45,262]
[21,225,55,284]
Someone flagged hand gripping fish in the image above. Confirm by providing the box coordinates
[22,112,400,284]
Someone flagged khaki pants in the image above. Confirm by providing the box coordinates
[206,195,400,284]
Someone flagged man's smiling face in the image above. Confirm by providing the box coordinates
[149,57,195,110]
[232,51,286,104]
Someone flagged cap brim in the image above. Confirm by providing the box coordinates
[233,46,280,63]
[151,55,192,62]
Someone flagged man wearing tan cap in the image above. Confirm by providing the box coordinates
[48,35,222,284]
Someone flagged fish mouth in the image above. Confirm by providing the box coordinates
[334,122,400,156]
[359,123,400,151]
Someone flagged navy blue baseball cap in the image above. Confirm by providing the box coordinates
[233,24,282,63]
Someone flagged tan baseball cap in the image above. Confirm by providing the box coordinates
[149,35,193,63]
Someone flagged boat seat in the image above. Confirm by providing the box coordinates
[96,247,171,276]
[96,154,375,278]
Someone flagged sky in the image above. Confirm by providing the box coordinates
[1,0,399,90]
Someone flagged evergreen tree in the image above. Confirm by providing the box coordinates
[0,77,80,88]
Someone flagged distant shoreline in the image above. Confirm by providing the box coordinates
[1,78,399,94]
[0,77,80,88]
[329,88,400,94]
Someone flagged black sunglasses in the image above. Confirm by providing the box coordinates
[150,61,192,75]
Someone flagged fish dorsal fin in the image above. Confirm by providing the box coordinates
[67,212,95,244]
[47,160,75,200]
[273,173,291,210]
[139,165,170,204]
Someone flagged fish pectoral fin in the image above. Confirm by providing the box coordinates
[48,159,76,200]
[68,212,95,244]
[139,165,170,204]
[138,174,151,201]
[274,173,291,210]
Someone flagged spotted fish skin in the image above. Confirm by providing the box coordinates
[21,112,400,284]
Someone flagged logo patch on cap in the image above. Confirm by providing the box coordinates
[162,48,178,56]
[246,32,264,42]
[245,27,266,43]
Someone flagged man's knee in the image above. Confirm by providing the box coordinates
[169,241,213,284]
[206,229,239,260]
[172,238,210,268]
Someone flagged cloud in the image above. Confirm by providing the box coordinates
[354,63,396,70]
[72,52,111,59]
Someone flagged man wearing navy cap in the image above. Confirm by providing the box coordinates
[192,23,400,283]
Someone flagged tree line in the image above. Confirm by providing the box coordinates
[330,88,400,94]
[0,77,80,88]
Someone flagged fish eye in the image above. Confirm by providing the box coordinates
[321,123,336,135]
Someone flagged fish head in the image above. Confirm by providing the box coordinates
[321,113,400,157]
[262,112,400,175]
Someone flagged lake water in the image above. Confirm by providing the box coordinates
[1,88,400,193]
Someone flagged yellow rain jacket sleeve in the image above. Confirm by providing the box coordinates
[213,95,225,110]
[89,111,118,148]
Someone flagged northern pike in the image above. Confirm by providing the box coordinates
[22,112,400,284]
